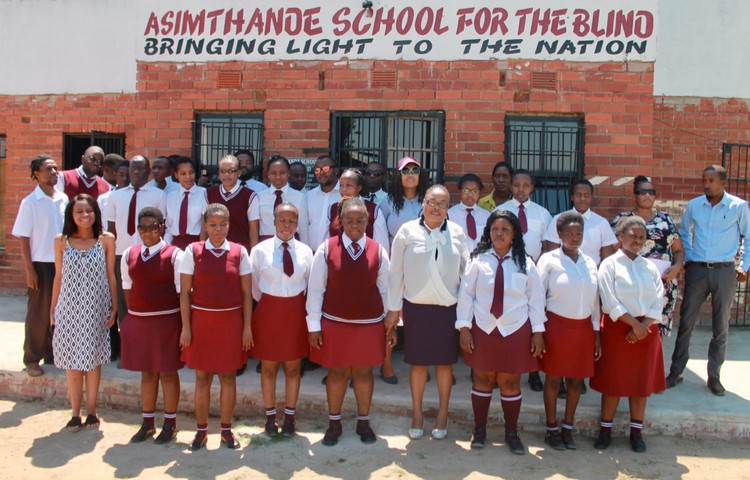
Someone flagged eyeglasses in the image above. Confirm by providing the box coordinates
[85,156,102,163]
[137,224,161,233]
[219,169,238,175]
[635,188,656,196]
[364,171,384,177]
[424,199,449,209]
[314,165,333,175]
[462,188,480,195]
[400,166,421,176]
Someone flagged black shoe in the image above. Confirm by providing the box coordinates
[707,377,726,396]
[558,380,567,399]
[665,372,684,389]
[528,372,543,392]
[379,367,398,385]
[560,428,577,450]
[154,424,177,444]
[356,422,377,444]
[630,431,646,453]
[321,375,328,385]
[66,416,82,432]
[322,423,342,446]
[130,423,156,443]
[281,419,296,437]
[470,427,486,449]
[255,362,261,374]
[303,359,321,371]
[544,429,566,451]
[84,414,100,430]
[189,431,207,451]
[594,430,611,450]
[221,430,241,449]
[236,363,247,376]
[505,431,525,455]
[265,418,279,437]
[581,379,588,394]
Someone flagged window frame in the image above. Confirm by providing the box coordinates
[192,113,265,180]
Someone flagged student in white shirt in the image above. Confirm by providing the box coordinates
[258,155,308,242]
[456,210,545,455]
[164,157,207,250]
[147,156,179,194]
[448,173,491,253]
[304,155,341,250]
[362,161,388,206]
[248,202,313,438]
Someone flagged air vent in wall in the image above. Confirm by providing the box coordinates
[372,70,397,89]
[530,71,557,91]
[217,71,242,89]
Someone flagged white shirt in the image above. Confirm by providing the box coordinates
[306,234,390,332]
[147,177,180,195]
[98,191,112,231]
[456,251,546,337]
[179,239,252,276]
[448,203,491,253]
[258,184,309,238]
[248,236,314,302]
[120,240,183,296]
[495,198,552,262]
[105,184,167,255]
[379,196,423,245]
[537,248,600,331]
[242,178,268,192]
[12,186,68,263]
[543,209,618,265]
[208,182,260,222]
[365,188,387,206]
[164,186,207,242]
[387,219,470,311]
[304,182,341,250]
[598,250,665,323]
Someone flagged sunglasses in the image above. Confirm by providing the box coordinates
[462,188,480,195]
[635,188,656,196]
[314,165,333,175]
[364,171,384,177]
[137,224,161,233]
[400,166,421,176]
[424,199,449,209]
[219,168,238,175]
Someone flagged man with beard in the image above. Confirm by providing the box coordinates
[235,149,268,192]
[304,155,341,250]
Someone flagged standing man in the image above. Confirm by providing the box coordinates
[363,162,388,206]
[289,162,308,192]
[667,165,750,396]
[106,155,167,361]
[304,155,341,250]
[56,145,111,199]
[102,153,122,188]
[148,156,179,194]
[236,149,268,192]
[12,155,68,377]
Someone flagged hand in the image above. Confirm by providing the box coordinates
[49,310,56,326]
[630,322,649,342]
[242,324,254,351]
[530,332,545,358]
[459,328,474,354]
[594,331,602,361]
[386,327,397,349]
[180,329,192,349]
[26,268,39,290]
[662,264,682,282]
[737,268,747,283]
[308,331,323,349]
[106,310,116,328]
[385,311,400,333]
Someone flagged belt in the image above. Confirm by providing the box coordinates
[688,261,734,269]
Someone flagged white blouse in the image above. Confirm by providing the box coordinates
[536,248,600,331]
[179,239,252,276]
[448,203,491,253]
[387,219,470,311]
[543,208,617,265]
[456,251,546,337]
[304,183,341,251]
[248,236,313,302]
[495,198,552,262]
[257,184,308,239]
[598,249,664,323]
[164,186,207,242]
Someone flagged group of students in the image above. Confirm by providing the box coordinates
[14,148,743,456]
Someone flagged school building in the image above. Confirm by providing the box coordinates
[1,0,749,323]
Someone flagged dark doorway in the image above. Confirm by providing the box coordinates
[63,131,126,170]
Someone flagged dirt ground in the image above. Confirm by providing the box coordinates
[1,398,748,480]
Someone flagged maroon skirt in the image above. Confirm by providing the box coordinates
[120,311,183,372]
[590,315,666,397]
[181,307,248,374]
[538,311,595,379]
[402,300,459,366]
[249,292,309,362]
[309,318,385,368]
[171,234,200,251]
[463,321,538,374]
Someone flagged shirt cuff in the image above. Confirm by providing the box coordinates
[306,315,322,333]
[386,299,403,312]
[608,305,628,322]
[455,318,472,330]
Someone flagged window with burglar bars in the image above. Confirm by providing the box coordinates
[62,131,126,171]
[722,142,750,327]
[331,111,445,183]
[504,116,585,215]
[192,114,264,180]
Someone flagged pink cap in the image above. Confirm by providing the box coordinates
[397,156,420,171]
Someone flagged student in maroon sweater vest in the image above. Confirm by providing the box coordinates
[307,197,392,447]
[120,207,184,445]
[179,203,254,451]
[57,146,111,200]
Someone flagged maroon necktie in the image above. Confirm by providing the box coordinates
[179,191,189,236]
[282,241,294,277]
[127,188,139,235]
[351,242,361,255]
[518,203,528,234]
[490,254,509,318]
[274,190,283,209]
[466,208,477,240]
[143,248,150,258]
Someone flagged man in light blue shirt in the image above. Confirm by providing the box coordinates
[667,165,750,396]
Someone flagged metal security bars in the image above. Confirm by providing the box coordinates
[331,111,446,183]
[192,114,264,179]
[722,142,750,327]
[504,116,585,215]
[62,131,126,170]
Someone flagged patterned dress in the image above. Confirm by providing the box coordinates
[611,211,680,336]
[53,238,112,370]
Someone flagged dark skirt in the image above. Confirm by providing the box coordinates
[463,321,538,374]
[171,234,200,251]
[121,311,183,372]
[309,318,385,367]
[181,307,247,374]
[538,311,595,379]
[249,292,309,362]
[402,300,459,366]
[590,315,666,397]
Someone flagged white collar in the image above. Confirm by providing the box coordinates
[205,239,230,252]
[141,240,165,260]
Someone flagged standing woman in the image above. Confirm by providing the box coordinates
[50,194,117,431]
[456,210,545,455]
[121,207,184,444]
[592,216,665,453]
[611,176,685,336]
[257,155,308,242]
[164,156,207,250]
[179,203,254,450]
[307,197,391,446]
[386,185,469,440]
[327,168,389,248]
[536,212,600,450]
[478,162,514,213]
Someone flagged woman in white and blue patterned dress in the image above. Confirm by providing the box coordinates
[50,194,117,431]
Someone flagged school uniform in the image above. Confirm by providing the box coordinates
[179,240,252,373]
[591,250,665,397]
[242,177,268,192]
[56,166,111,200]
[306,234,390,367]
[304,182,341,250]
[147,177,180,195]
[120,241,184,372]
[495,198,552,262]
[205,183,259,251]
[448,202,491,253]
[536,248,600,378]
[327,199,389,249]
[248,237,313,362]
[106,184,167,255]
[257,184,308,241]
[364,188,387,207]
[543,209,617,265]
[164,185,207,250]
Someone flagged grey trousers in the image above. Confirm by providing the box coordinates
[23,262,55,365]
[670,263,737,379]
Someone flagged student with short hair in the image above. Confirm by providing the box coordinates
[448,173,490,253]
